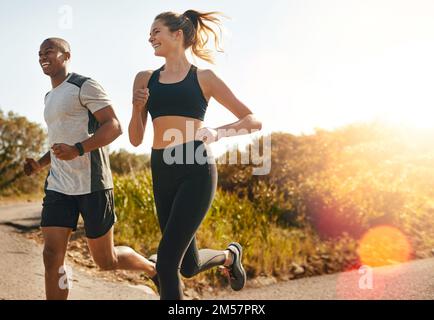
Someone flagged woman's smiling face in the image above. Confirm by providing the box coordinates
[148,19,183,57]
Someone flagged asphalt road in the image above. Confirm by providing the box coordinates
[0,202,157,300]
[2,202,434,300]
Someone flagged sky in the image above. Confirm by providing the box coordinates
[1,0,434,154]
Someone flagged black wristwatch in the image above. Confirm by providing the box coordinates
[74,142,85,156]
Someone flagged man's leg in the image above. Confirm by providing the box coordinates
[86,226,156,276]
[41,227,72,300]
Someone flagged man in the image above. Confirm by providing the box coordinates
[24,38,157,300]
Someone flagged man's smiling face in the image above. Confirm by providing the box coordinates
[38,39,70,77]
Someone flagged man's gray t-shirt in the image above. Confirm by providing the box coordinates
[44,73,114,195]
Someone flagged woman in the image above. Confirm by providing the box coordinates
[128,10,262,300]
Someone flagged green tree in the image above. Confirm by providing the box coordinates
[0,109,47,192]
[109,149,150,176]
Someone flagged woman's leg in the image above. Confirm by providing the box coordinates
[180,237,227,278]
[152,141,246,298]
[156,166,217,299]
[177,162,246,291]
[151,165,178,294]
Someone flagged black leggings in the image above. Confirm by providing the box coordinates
[151,140,226,300]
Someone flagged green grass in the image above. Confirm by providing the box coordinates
[112,169,360,290]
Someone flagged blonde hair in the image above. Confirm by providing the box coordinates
[155,10,224,64]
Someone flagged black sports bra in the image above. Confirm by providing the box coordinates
[146,64,208,121]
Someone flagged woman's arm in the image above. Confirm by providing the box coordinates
[128,71,152,147]
[198,70,262,142]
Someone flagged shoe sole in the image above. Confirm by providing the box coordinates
[228,242,246,291]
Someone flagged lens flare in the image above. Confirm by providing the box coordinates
[357,225,412,267]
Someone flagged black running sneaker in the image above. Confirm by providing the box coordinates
[225,242,247,291]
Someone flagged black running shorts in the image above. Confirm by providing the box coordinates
[41,189,117,239]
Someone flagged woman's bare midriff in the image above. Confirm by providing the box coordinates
[152,116,204,149]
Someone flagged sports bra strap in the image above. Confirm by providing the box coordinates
[147,69,161,86]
